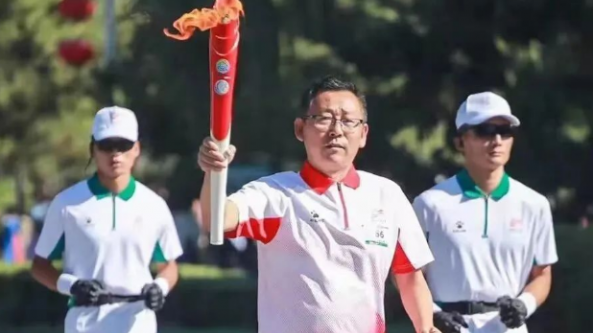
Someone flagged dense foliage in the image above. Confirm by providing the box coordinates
[2,0,592,218]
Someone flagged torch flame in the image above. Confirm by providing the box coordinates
[163,0,244,40]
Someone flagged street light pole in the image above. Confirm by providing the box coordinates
[103,0,117,104]
[104,0,116,67]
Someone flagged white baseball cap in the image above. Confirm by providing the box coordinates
[455,92,520,129]
[92,106,138,142]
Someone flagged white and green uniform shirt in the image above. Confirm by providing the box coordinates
[34,175,183,333]
[413,170,558,305]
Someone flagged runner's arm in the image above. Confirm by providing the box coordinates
[396,270,435,333]
[31,256,60,292]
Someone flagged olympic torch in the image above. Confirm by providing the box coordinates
[164,0,244,245]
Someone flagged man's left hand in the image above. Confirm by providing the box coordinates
[497,296,528,328]
[141,283,165,311]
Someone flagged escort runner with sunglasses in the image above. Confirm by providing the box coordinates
[95,138,135,153]
[459,123,517,139]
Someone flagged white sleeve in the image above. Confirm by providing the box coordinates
[534,199,558,266]
[226,178,286,244]
[391,187,434,274]
[411,194,442,312]
[34,197,66,260]
[152,201,183,263]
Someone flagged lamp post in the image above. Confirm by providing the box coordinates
[101,0,117,105]
[104,0,116,67]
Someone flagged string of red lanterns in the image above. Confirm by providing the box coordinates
[58,39,95,66]
[57,0,96,66]
[58,0,95,21]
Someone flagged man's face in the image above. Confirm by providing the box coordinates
[458,117,515,171]
[294,90,369,173]
[93,138,140,178]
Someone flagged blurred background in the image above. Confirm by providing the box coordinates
[1,0,593,332]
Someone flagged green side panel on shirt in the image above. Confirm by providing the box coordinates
[151,243,167,263]
[48,234,65,260]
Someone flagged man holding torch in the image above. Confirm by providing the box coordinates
[164,2,440,332]
[199,75,440,333]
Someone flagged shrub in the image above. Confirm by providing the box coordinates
[0,225,589,332]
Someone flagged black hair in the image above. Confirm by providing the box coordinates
[456,125,471,137]
[300,75,367,119]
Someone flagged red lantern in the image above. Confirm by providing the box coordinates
[58,0,95,21]
[58,39,95,66]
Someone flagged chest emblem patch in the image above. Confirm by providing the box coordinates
[509,218,523,231]
[309,211,326,223]
[365,208,389,247]
[453,221,466,233]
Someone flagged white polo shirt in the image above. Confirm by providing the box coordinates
[413,169,558,304]
[35,174,183,332]
[225,162,434,333]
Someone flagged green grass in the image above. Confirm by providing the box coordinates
[0,261,248,279]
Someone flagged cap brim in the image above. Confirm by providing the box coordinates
[463,113,521,127]
[93,129,138,142]
[93,136,136,143]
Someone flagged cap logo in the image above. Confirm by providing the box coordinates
[468,95,492,109]
[475,96,490,104]
[109,110,120,123]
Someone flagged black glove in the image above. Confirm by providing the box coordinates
[497,296,528,328]
[433,311,468,333]
[141,283,165,311]
[70,279,105,306]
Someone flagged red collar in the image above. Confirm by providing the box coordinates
[299,161,360,194]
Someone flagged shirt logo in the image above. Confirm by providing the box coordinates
[309,211,326,223]
[509,218,523,231]
[370,208,387,225]
[453,221,466,233]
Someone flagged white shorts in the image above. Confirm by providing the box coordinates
[64,301,157,333]
[460,312,528,333]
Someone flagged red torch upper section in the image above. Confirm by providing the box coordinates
[163,0,244,141]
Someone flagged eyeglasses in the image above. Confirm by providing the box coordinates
[303,115,365,132]
[463,124,517,139]
[95,139,135,153]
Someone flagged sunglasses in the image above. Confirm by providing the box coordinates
[463,124,516,139]
[95,139,135,153]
